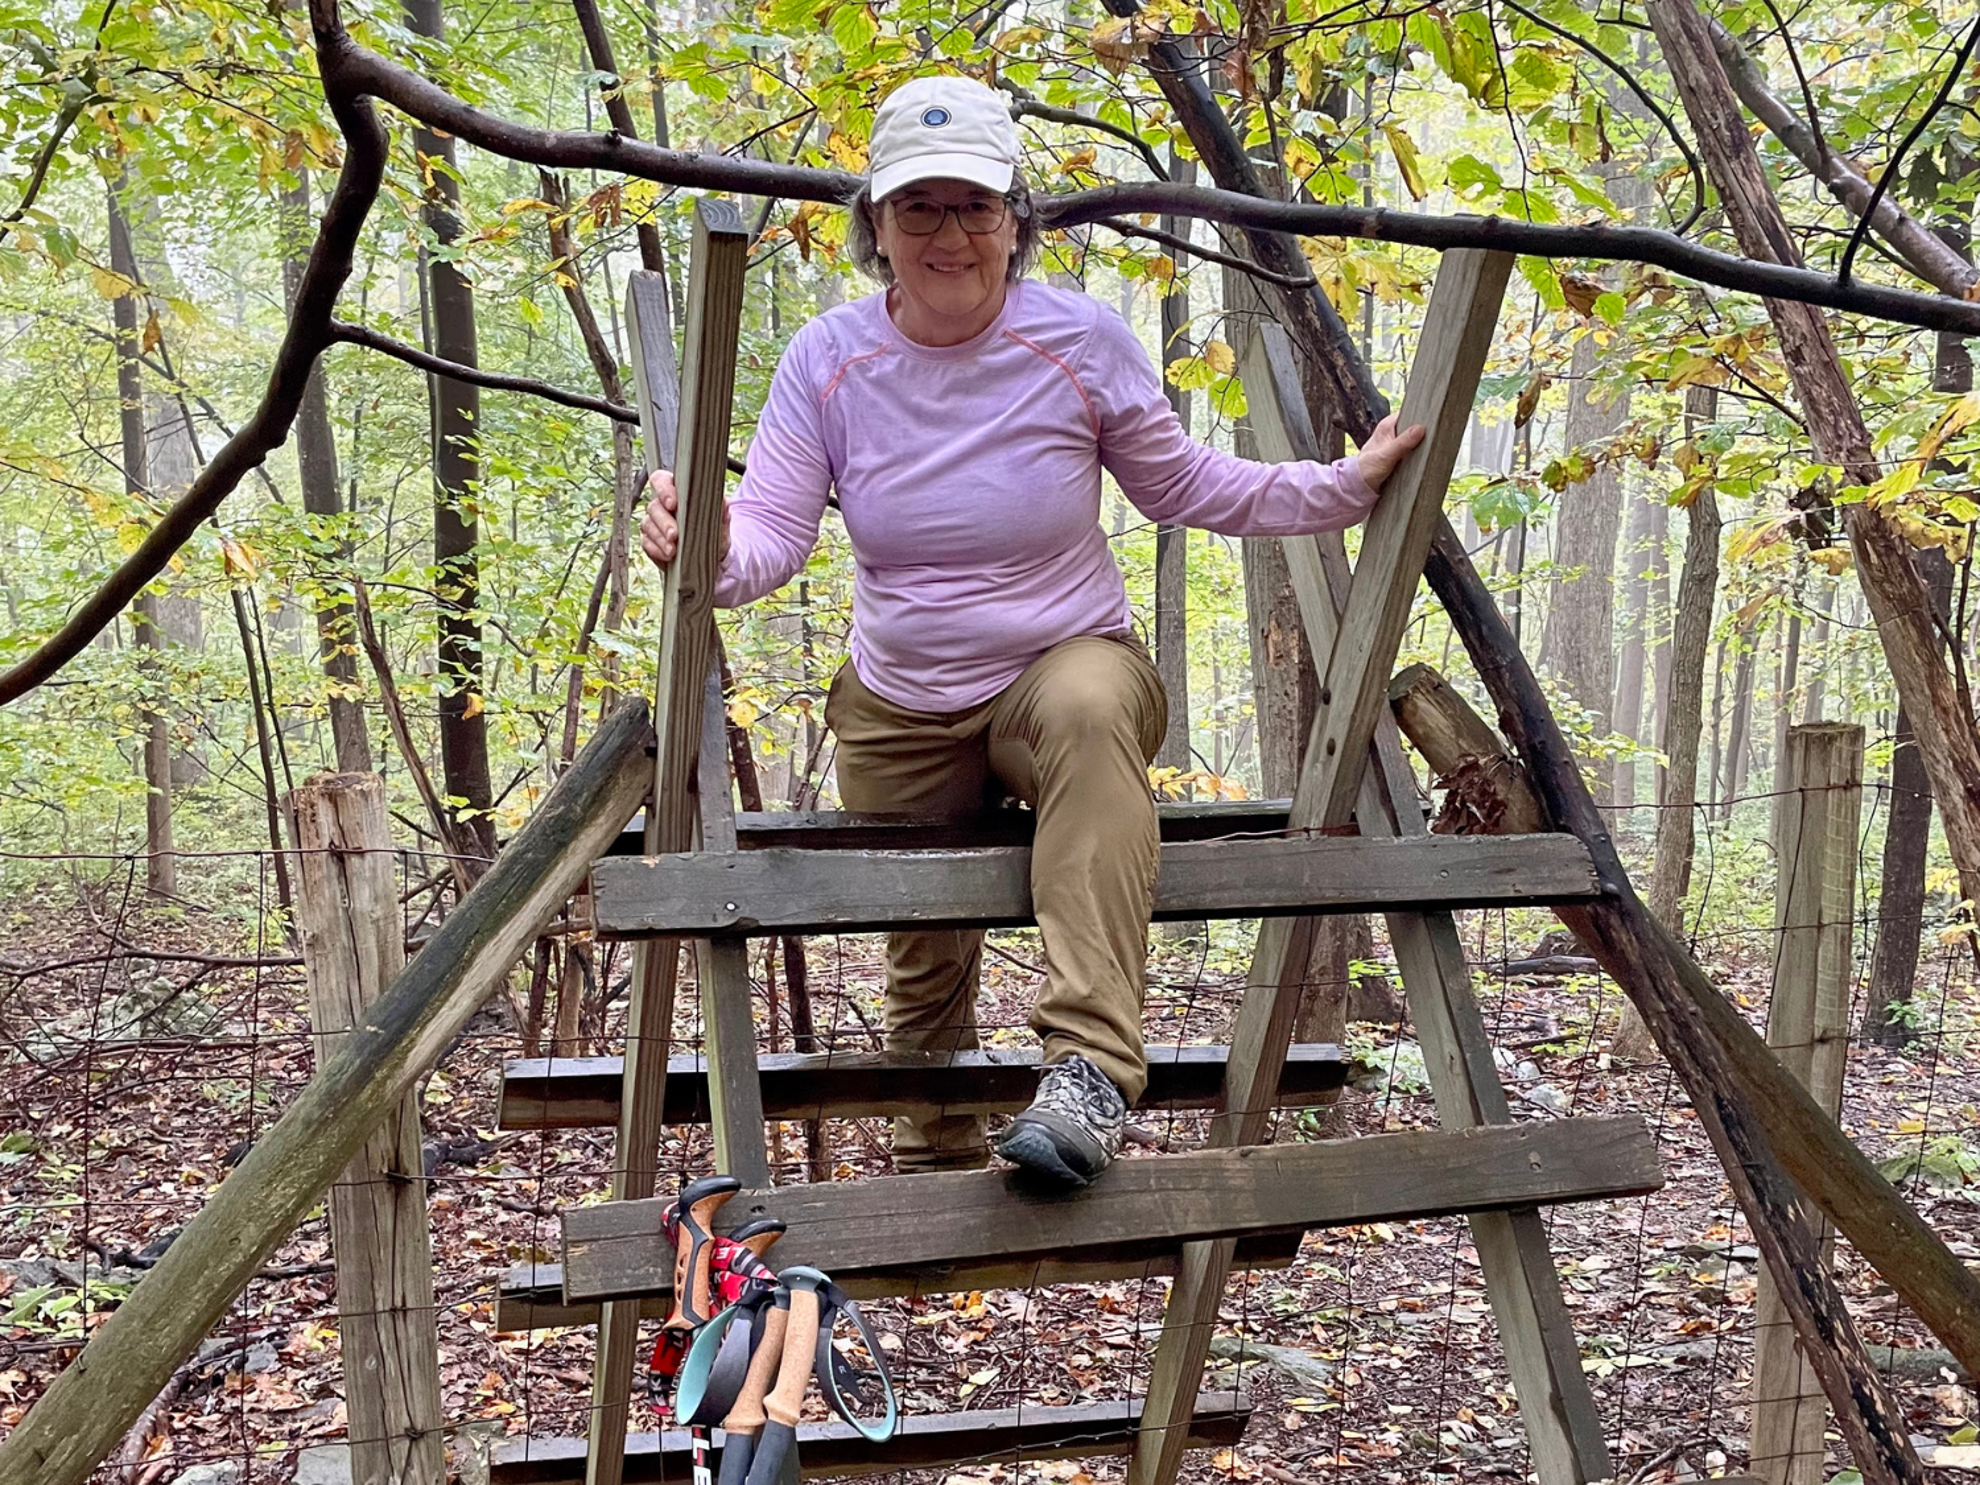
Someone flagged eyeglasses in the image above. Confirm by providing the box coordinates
[888,195,1020,236]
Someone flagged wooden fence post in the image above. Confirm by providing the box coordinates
[1751,722,1863,1485]
[292,772,446,1485]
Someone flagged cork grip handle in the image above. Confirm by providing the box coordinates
[762,1286,821,1429]
[721,1304,788,1435]
[666,1185,735,1331]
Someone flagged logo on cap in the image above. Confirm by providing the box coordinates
[920,106,952,127]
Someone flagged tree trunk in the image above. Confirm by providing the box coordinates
[1645,389,1723,934]
[107,179,174,899]
[1612,488,1656,816]
[1648,0,1980,910]
[1721,615,1760,819]
[1864,308,1967,1042]
[1538,333,1627,793]
[1803,579,1836,722]
[283,171,372,773]
[1774,587,1804,788]
[1863,554,1954,1044]
[1155,149,1193,773]
[408,0,496,863]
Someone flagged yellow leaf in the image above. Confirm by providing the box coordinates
[1916,389,1980,465]
[1666,353,1722,391]
[91,265,137,300]
[1089,10,1167,72]
[824,129,868,172]
[1056,145,1098,177]
[1809,546,1852,575]
[1382,123,1426,201]
[728,697,759,730]
[1203,339,1236,375]
[462,693,485,720]
[220,537,259,580]
[140,310,161,357]
[1143,255,1175,284]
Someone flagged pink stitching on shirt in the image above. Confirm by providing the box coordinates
[820,346,892,404]
[1000,329,1100,438]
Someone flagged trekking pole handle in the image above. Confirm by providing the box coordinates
[762,1269,826,1429]
[667,1176,741,1331]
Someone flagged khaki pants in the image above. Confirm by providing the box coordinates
[825,634,1167,1171]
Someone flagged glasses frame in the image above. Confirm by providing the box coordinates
[885,193,1026,237]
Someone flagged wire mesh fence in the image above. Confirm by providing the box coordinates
[2,765,1976,1485]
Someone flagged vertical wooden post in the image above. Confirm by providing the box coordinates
[291,773,445,1485]
[589,200,749,1485]
[1242,321,1610,1485]
[1130,249,1514,1485]
[1751,722,1863,1485]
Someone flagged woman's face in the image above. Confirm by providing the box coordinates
[874,178,1018,340]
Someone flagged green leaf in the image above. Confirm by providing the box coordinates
[1592,291,1626,327]
[830,4,877,56]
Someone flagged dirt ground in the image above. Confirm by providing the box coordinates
[4,862,1979,1485]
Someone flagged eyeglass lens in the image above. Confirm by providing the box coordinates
[892,198,1008,235]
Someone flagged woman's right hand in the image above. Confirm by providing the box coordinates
[639,470,729,568]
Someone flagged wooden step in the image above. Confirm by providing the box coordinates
[607,801,1306,855]
[498,1042,1352,1131]
[591,831,1601,938]
[561,1117,1660,1307]
[495,1232,1303,1333]
[490,1392,1252,1484]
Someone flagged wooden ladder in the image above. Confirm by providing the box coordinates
[489,208,1660,1485]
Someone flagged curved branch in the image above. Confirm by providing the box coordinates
[1051,182,1980,335]
[0,79,388,706]
[0,85,101,249]
[1092,215,1316,288]
[995,78,1169,181]
[1837,12,1980,284]
[1497,0,1706,232]
[1712,18,1976,297]
[329,320,638,422]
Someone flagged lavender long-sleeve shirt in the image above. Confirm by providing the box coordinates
[714,279,1377,713]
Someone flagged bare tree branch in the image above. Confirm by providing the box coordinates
[0,72,388,706]
[329,318,638,422]
[1093,215,1317,288]
[1837,13,1980,284]
[1712,18,1977,297]
[995,78,1170,181]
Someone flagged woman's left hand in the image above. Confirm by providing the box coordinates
[1354,413,1427,494]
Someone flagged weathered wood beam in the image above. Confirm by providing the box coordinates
[496,1235,1305,1332]
[1131,249,1512,1485]
[498,1042,1352,1130]
[0,700,654,1485]
[602,799,1307,855]
[491,1394,1253,1485]
[590,831,1599,937]
[292,774,445,1485]
[561,1117,1661,1305]
[592,204,748,1485]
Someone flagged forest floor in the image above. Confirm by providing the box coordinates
[4,862,1980,1485]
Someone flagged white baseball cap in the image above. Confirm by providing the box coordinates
[868,76,1022,202]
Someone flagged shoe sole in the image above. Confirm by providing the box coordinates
[995,1120,1102,1188]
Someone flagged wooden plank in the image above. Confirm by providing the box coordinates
[1131,255,1516,1485]
[1245,316,1612,1483]
[592,202,749,1485]
[498,1042,1353,1130]
[1752,723,1863,1485]
[492,1394,1253,1485]
[495,1233,1305,1332]
[694,662,771,1186]
[604,800,1304,855]
[292,775,446,1485]
[0,704,655,1485]
[561,1117,1661,1305]
[1295,248,1515,831]
[591,831,1601,937]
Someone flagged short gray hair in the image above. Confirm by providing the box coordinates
[845,178,1042,285]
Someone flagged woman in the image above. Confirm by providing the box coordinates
[643,74,1423,1187]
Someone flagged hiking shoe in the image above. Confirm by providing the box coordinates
[995,1054,1127,1187]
